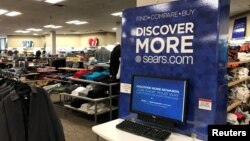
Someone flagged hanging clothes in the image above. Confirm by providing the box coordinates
[0,79,65,141]
[110,44,121,79]
[95,47,111,63]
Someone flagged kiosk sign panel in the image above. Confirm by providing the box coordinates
[120,0,229,140]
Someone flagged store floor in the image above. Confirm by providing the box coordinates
[55,106,106,141]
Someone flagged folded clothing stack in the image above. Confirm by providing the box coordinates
[228,84,249,103]
[78,102,110,114]
[70,99,88,108]
[44,83,70,94]
[229,67,249,81]
[227,107,250,125]
[37,67,56,72]
[228,47,240,62]
[80,70,109,81]
[238,52,250,61]
[78,84,108,99]
[71,87,86,96]
[235,85,249,103]
[65,84,80,94]
[43,83,61,91]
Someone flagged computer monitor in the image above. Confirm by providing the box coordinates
[130,75,188,127]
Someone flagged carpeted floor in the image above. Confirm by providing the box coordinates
[55,106,106,141]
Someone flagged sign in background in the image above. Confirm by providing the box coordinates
[232,17,247,38]
[119,0,230,140]
[22,40,34,48]
[66,57,81,62]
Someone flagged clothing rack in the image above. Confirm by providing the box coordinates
[0,72,65,141]
[0,69,20,80]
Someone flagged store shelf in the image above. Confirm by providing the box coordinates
[227,100,242,112]
[37,70,58,73]
[45,78,70,83]
[227,95,250,112]
[94,63,110,68]
[21,73,39,77]
[64,104,118,115]
[227,60,250,66]
[68,77,119,86]
[60,93,118,102]
[58,67,86,71]
[228,76,250,87]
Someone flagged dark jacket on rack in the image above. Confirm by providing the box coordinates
[0,85,65,141]
[109,44,120,79]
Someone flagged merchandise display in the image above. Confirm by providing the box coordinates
[0,73,65,141]
[0,0,250,141]
[227,42,250,126]
[95,46,111,63]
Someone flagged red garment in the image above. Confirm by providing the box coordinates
[88,38,94,46]
[73,70,88,78]
[233,112,244,120]
[240,43,250,52]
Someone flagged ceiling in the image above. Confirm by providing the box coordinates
[0,0,249,36]
[230,0,250,17]
[0,0,136,36]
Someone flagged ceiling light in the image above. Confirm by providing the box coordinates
[15,30,30,33]
[45,0,66,4]
[44,24,62,29]
[66,20,88,25]
[33,33,38,36]
[0,9,8,15]
[112,28,117,31]
[5,11,22,16]
[52,25,62,29]
[44,25,54,28]
[111,12,122,17]
[74,21,88,25]
[27,28,43,32]
[66,20,80,24]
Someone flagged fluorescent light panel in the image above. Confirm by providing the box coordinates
[44,25,54,28]
[52,25,62,29]
[44,24,63,29]
[66,20,80,24]
[111,12,122,17]
[66,20,88,25]
[74,21,88,25]
[15,30,30,33]
[5,11,22,16]
[27,28,43,32]
[0,9,8,15]
[45,0,66,4]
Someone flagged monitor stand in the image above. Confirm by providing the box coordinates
[138,114,175,129]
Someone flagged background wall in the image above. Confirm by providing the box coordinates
[56,35,80,48]
[106,32,116,45]
[79,32,116,47]
[7,32,116,52]
[8,35,44,49]
[229,12,250,40]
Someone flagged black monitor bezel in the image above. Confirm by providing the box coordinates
[130,74,188,124]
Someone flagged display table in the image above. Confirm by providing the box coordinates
[37,70,58,73]
[92,119,202,141]
[58,67,86,71]
[21,73,39,77]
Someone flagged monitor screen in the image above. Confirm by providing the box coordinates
[130,75,187,123]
